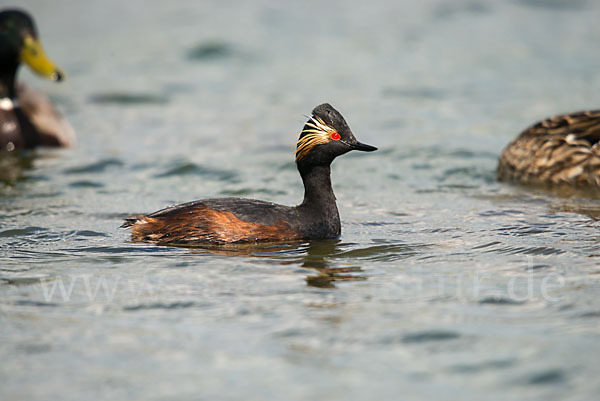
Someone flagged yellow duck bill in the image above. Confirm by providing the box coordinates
[20,35,64,81]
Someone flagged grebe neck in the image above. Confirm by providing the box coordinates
[298,164,338,212]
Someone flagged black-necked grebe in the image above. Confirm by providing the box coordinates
[122,103,377,245]
[497,110,600,188]
[0,9,74,151]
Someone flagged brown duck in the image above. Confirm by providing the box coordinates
[497,110,600,188]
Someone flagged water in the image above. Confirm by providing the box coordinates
[1,0,600,400]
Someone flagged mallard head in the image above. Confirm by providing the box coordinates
[295,103,377,167]
[0,9,64,83]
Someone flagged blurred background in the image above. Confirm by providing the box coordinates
[1,0,599,400]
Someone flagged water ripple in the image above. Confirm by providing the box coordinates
[479,296,525,305]
[69,180,104,188]
[63,159,124,174]
[0,226,47,237]
[154,161,238,181]
[517,0,586,11]
[123,301,197,311]
[485,245,565,256]
[333,244,421,262]
[401,330,461,344]
[89,92,168,105]
[186,41,234,61]
[526,369,567,385]
[448,359,515,374]
[13,299,58,307]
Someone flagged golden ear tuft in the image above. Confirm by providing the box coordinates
[295,116,337,161]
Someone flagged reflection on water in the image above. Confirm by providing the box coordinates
[502,180,600,201]
[548,200,600,221]
[183,239,368,288]
[300,240,366,288]
[0,152,35,187]
[177,238,425,288]
[155,234,433,287]
[490,181,600,220]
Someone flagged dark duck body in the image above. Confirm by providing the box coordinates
[0,9,74,151]
[122,103,377,245]
[497,110,600,188]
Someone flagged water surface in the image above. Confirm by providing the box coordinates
[1,1,600,400]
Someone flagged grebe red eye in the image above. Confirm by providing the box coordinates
[331,132,340,141]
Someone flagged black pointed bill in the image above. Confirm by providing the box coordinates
[344,140,377,152]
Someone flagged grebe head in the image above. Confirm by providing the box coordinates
[295,103,376,167]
